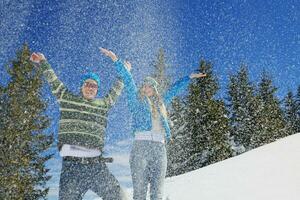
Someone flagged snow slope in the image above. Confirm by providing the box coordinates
[164,133,300,200]
[46,133,300,199]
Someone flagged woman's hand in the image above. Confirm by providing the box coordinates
[100,47,118,62]
[189,73,207,79]
[30,52,46,64]
[124,60,132,71]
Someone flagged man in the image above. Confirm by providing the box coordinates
[30,52,128,200]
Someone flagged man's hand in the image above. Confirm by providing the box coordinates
[30,52,46,64]
[189,73,207,79]
[100,48,118,62]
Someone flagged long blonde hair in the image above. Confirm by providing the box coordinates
[139,87,168,119]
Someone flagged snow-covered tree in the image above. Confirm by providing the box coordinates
[0,44,54,199]
[251,72,286,148]
[152,48,170,93]
[167,97,191,177]
[283,91,298,135]
[0,86,7,128]
[227,66,259,153]
[296,86,300,133]
[183,60,232,172]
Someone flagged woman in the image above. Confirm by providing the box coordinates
[101,48,206,200]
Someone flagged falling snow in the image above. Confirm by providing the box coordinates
[1,0,300,200]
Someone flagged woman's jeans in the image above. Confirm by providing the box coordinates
[130,140,167,200]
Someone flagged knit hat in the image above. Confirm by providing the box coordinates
[81,73,101,87]
[143,76,159,93]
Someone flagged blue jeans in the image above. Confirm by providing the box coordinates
[130,140,167,200]
[59,158,128,200]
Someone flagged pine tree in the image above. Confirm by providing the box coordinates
[166,97,191,177]
[182,60,232,172]
[0,86,7,128]
[152,48,170,93]
[252,72,286,148]
[283,91,298,135]
[296,86,300,133]
[227,66,259,153]
[0,86,8,167]
[0,44,54,199]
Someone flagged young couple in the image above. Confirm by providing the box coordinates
[30,49,206,200]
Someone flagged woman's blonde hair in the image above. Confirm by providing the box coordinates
[139,84,168,119]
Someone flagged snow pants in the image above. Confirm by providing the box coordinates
[130,140,167,200]
[59,157,128,200]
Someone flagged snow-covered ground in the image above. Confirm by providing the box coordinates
[164,133,300,200]
[47,133,300,199]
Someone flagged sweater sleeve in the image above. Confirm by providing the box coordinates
[102,78,124,108]
[163,76,191,106]
[114,59,142,113]
[40,61,67,100]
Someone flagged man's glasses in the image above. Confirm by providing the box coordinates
[84,82,98,89]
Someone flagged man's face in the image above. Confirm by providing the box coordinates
[82,79,98,100]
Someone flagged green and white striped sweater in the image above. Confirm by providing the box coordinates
[40,61,124,151]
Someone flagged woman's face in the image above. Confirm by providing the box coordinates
[82,79,98,100]
[142,84,155,97]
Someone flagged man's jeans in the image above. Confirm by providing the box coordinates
[130,140,167,200]
[59,157,128,200]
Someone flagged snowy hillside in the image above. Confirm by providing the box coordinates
[164,133,300,200]
[47,133,300,199]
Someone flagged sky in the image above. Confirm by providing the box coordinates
[1,0,299,143]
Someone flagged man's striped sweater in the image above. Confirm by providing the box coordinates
[40,61,124,151]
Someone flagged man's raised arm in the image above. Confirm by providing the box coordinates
[31,53,67,100]
[102,78,124,108]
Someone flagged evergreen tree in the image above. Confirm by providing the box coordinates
[252,72,286,148]
[283,91,298,135]
[152,48,170,93]
[296,86,300,133]
[166,97,191,177]
[182,60,231,172]
[0,86,8,166]
[0,86,7,128]
[0,44,54,199]
[227,66,259,152]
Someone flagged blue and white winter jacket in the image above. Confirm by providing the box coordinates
[114,60,191,142]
